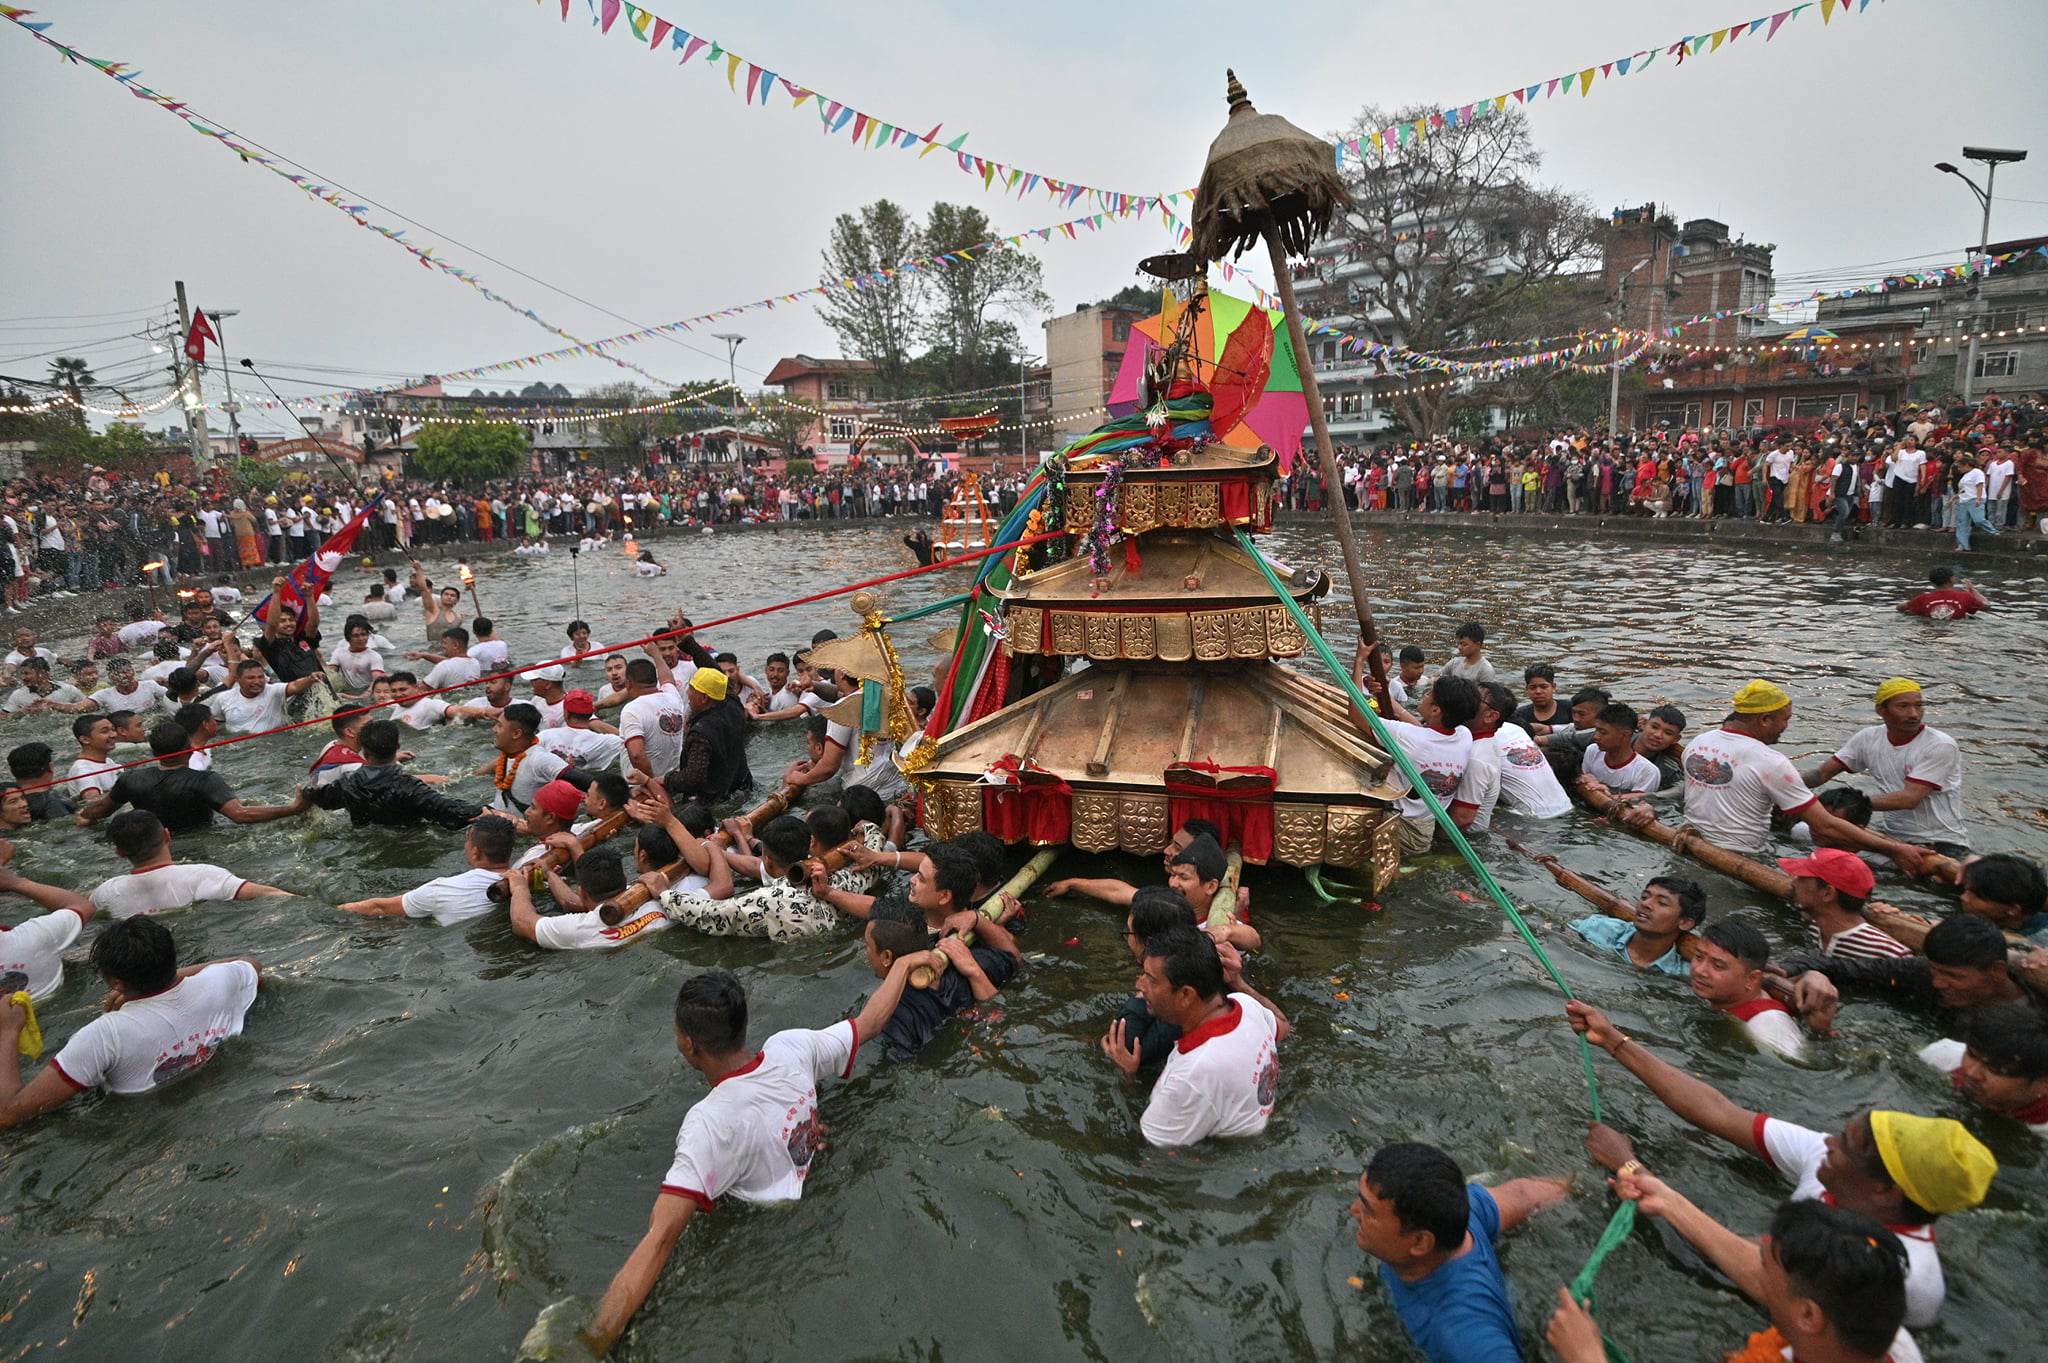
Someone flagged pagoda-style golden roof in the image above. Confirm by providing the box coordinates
[915,661,1405,880]
[1003,531,1327,662]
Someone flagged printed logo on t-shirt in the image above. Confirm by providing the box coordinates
[1419,768,1461,797]
[1255,1055,1279,1107]
[149,1040,219,1086]
[602,910,662,943]
[784,1108,825,1172]
[659,711,686,736]
[1924,600,1963,621]
[1685,752,1735,786]
[1503,745,1544,769]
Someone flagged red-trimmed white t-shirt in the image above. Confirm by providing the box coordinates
[0,907,85,1001]
[1921,1039,2048,1139]
[1139,993,1279,1148]
[1721,996,1806,1062]
[52,960,259,1096]
[534,904,671,951]
[1491,721,1572,818]
[1381,721,1474,822]
[89,862,248,920]
[660,1020,859,1209]
[1680,727,1815,853]
[1832,724,1968,849]
[1581,744,1662,795]
[1752,1114,1944,1327]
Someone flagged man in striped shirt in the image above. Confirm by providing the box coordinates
[1780,849,1911,961]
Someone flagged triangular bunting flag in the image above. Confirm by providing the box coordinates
[1820,0,1836,22]
[1767,9,1792,38]
[599,0,621,34]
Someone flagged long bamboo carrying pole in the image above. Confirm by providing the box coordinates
[1576,785,1794,900]
[909,849,1059,988]
[489,808,633,903]
[1205,847,1245,930]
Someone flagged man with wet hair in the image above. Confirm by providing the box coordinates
[1373,673,1481,856]
[1634,703,1688,790]
[305,719,480,829]
[1567,873,1704,977]
[0,916,264,1129]
[1568,999,1996,1327]
[78,722,306,833]
[1553,1182,1922,1363]
[861,895,1021,1060]
[654,813,836,940]
[1510,662,1565,733]
[578,962,924,1356]
[337,816,517,925]
[89,809,290,918]
[1102,924,1290,1148]
[1688,920,1806,1061]
[1347,1140,1570,1363]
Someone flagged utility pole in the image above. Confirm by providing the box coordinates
[1938,146,2028,401]
[209,309,243,459]
[174,280,212,473]
[1607,258,1649,435]
[713,333,744,470]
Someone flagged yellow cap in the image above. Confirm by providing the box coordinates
[1873,677,1921,708]
[1869,1110,1996,1215]
[688,666,728,701]
[1730,680,1791,715]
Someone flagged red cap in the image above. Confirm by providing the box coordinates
[531,779,583,823]
[1776,848,1876,900]
[562,688,597,716]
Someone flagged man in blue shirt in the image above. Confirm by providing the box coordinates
[1550,865,1704,978]
[1349,1142,1572,1363]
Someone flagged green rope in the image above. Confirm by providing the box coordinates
[884,592,972,625]
[1237,530,1640,1355]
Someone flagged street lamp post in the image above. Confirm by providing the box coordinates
[1936,146,2028,401]
[209,308,243,459]
[1607,258,1649,435]
[713,332,744,469]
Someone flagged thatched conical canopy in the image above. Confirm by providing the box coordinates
[1190,70,1352,262]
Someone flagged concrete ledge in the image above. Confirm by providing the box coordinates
[1279,508,2048,568]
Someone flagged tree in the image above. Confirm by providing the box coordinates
[1093,283,1159,311]
[413,420,528,484]
[748,399,814,459]
[816,200,925,398]
[1312,105,1607,436]
[591,383,660,471]
[47,356,96,428]
[919,203,1051,396]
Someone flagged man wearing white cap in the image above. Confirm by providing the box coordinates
[527,664,569,729]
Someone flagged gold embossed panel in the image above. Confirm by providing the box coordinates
[1154,612,1192,662]
[1324,807,1370,869]
[1006,606,1044,655]
[1155,481,1189,527]
[941,781,985,840]
[1117,795,1169,855]
[1050,611,1087,657]
[1188,481,1221,527]
[1273,803,1326,867]
[1084,612,1121,660]
[1066,481,1094,530]
[1070,792,1118,853]
[1192,610,1231,662]
[1228,607,1267,659]
[1119,613,1156,660]
[1370,810,1401,893]
[1119,481,1158,534]
[1266,605,1306,657]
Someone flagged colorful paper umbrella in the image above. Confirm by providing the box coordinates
[1780,325,1838,342]
[1108,289,1308,469]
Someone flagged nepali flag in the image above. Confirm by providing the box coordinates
[252,492,383,626]
[184,309,219,365]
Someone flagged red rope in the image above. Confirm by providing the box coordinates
[16,530,1061,794]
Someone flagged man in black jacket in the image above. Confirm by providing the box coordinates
[669,667,752,802]
[304,719,480,830]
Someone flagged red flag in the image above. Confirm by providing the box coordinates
[253,492,383,626]
[184,310,218,364]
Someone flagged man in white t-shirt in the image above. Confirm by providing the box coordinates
[1372,672,1480,855]
[619,658,688,781]
[89,657,168,717]
[1568,1000,1995,1330]
[1951,451,1996,551]
[1805,677,1968,856]
[538,690,627,770]
[1687,921,1807,1061]
[579,960,926,1355]
[415,627,483,691]
[65,712,124,798]
[208,658,320,735]
[527,665,569,729]
[0,853,96,1002]
[1577,702,1662,797]
[1636,680,1928,874]
[1888,439,1928,528]
[0,917,264,1127]
[478,704,569,817]
[1473,682,1572,820]
[469,618,511,676]
[88,810,290,919]
[1983,448,2017,528]
[1101,924,1287,1148]
[336,816,517,925]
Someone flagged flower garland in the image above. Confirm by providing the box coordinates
[493,748,531,792]
[1086,459,1125,580]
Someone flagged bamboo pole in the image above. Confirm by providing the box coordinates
[909,849,1058,988]
[1263,232,1388,697]
[588,785,804,919]
[1576,785,1793,900]
[488,808,631,904]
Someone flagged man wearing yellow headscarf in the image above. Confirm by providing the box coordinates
[1633,680,1930,875]
[1565,999,1995,1330]
[1802,677,1971,859]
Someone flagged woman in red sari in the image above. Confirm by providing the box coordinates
[2018,441,2048,532]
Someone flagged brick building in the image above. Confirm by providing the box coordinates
[1817,232,2048,399]
[1605,205,1775,352]
[1628,313,1918,432]
[762,355,883,461]
[1043,303,1144,447]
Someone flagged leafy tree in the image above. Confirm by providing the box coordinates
[232,456,284,495]
[47,356,96,428]
[591,383,660,470]
[92,423,160,469]
[1311,105,1606,436]
[919,203,1051,396]
[1093,283,1160,311]
[412,420,528,484]
[749,399,815,459]
[782,457,815,482]
[816,200,924,398]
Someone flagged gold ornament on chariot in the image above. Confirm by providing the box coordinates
[1071,792,1118,852]
[1192,610,1231,661]
[1154,612,1193,662]
[1006,606,1044,655]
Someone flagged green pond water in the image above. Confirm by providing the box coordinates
[2,523,2042,1362]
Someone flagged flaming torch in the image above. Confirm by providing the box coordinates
[457,559,482,616]
[139,561,167,615]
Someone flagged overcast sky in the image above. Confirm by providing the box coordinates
[4,0,2043,435]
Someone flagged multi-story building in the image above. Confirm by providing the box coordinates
[1627,312,1919,432]
[1043,303,1144,447]
[763,354,883,462]
[1817,232,2048,399]
[1605,206,1776,352]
